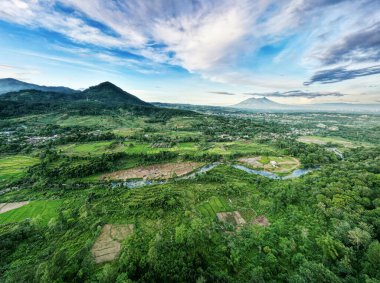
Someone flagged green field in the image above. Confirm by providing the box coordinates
[0,200,61,225]
[0,155,39,185]
[197,196,231,218]
[57,141,120,156]
[297,135,365,148]
[57,140,280,158]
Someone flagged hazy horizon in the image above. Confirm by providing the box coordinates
[0,0,379,106]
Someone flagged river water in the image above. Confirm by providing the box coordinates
[112,162,315,189]
[232,165,314,180]
[112,162,221,189]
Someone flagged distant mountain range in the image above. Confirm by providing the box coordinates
[1,78,379,114]
[0,78,77,94]
[233,97,380,113]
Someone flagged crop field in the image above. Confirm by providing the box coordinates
[102,162,202,180]
[57,140,279,157]
[56,115,143,129]
[91,224,134,264]
[197,196,232,218]
[207,141,281,155]
[297,135,358,147]
[0,201,29,214]
[0,200,61,225]
[57,141,122,156]
[0,155,39,185]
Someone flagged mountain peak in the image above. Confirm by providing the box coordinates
[84,81,126,93]
[95,81,119,88]
[82,81,151,107]
[233,97,282,109]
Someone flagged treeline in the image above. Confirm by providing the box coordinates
[0,98,197,120]
[0,124,118,154]
[29,152,127,179]
[275,138,339,167]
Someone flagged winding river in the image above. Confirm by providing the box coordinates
[112,162,221,189]
[112,162,315,189]
[232,165,314,180]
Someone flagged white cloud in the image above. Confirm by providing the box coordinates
[0,0,379,101]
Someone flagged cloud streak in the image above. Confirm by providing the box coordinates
[208,91,236,96]
[319,23,380,65]
[244,90,346,99]
[305,65,380,85]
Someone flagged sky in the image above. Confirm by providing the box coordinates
[0,0,379,105]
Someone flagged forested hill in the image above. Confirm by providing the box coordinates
[0,81,197,118]
[0,81,150,107]
[82,82,151,107]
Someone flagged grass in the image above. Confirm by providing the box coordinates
[207,141,280,155]
[57,139,281,159]
[57,141,120,156]
[297,135,358,148]
[197,196,231,218]
[238,155,300,174]
[0,155,39,186]
[0,200,61,225]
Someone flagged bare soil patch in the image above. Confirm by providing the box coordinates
[216,211,246,226]
[0,201,29,214]
[238,156,263,167]
[252,215,271,227]
[91,224,134,264]
[102,162,202,180]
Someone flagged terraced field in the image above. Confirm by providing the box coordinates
[0,200,61,225]
[197,196,232,218]
[58,141,122,156]
[0,155,39,186]
[58,140,280,158]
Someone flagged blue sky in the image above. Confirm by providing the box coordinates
[0,0,379,105]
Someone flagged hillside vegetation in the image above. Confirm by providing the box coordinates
[0,84,379,282]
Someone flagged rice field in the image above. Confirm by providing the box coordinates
[0,200,61,225]
[0,155,39,185]
[197,196,231,218]
[57,140,280,158]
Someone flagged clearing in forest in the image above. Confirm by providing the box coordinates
[238,156,300,173]
[216,211,246,226]
[0,201,29,214]
[252,215,271,227]
[102,162,202,180]
[91,224,134,264]
[197,196,231,217]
